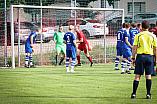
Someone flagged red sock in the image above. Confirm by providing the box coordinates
[77,55,80,63]
[87,56,93,63]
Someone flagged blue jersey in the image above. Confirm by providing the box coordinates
[63,32,76,50]
[25,32,37,45]
[129,29,140,45]
[117,29,126,47]
[122,31,130,49]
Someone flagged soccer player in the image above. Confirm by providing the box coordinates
[131,20,157,99]
[53,25,66,66]
[121,23,133,74]
[151,21,157,75]
[63,25,77,72]
[75,25,93,67]
[24,28,41,68]
[151,21,157,36]
[114,23,126,70]
[137,23,142,32]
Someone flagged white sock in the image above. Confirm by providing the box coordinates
[66,67,69,72]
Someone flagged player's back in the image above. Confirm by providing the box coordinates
[64,32,76,50]
[151,27,157,36]
[25,32,37,44]
[129,29,140,45]
[121,30,130,48]
[117,29,125,47]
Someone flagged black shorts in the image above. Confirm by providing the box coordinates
[134,54,154,75]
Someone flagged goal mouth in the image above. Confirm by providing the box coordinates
[10,5,124,69]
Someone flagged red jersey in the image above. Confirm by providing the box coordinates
[151,27,157,36]
[137,29,142,32]
[77,30,88,46]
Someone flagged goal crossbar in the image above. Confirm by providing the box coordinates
[10,5,124,69]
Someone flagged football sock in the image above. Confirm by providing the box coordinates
[126,60,131,71]
[25,55,29,65]
[146,79,152,95]
[59,57,64,65]
[29,57,33,66]
[77,55,80,63]
[71,58,76,71]
[87,56,93,63]
[66,58,69,72]
[121,60,126,72]
[56,55,58,64]
[115,57,119,69]
[133,80,139,94]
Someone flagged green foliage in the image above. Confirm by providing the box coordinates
[0,65,157,104]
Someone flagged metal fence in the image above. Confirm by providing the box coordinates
[0,0,157,68]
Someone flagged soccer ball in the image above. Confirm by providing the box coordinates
[89,46,92,51]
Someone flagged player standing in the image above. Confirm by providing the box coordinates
[75,25,93,67]
[121,23,133,74]
[114,23,126,70]
[137,23,142,32]
[63,25,77,72]
[53,25,66,66]
[24,28,41,68]
[131,20,157,99]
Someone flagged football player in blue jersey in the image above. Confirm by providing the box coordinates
[129,23,140,50]
[121,23,133,74]
[114,23,126,70]
[63,25,77,72]
[24,28,42,68]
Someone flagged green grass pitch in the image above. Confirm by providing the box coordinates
[0,64,157,104]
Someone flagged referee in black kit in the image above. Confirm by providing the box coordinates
[130,20,157,99]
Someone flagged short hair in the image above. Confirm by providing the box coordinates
[36,28,41,32]
[76,24,80,29]
[69,25,74,30]
[142,20,149,29]
[132,23,137,28]
[125,23,130,29]
[59,25,63,27]
[122,23,126,28]
[137,23,141,28]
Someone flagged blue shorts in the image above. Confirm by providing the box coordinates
[134,54,154,75]
[122,47,132,59]
[117,47,123,56]
[66,49,76,58]
[25,43,33,53]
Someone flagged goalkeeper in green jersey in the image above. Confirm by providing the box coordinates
[53,25,66,66]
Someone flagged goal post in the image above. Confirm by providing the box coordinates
[10,5,124,69]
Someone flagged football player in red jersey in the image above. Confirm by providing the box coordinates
[137,23,142,32]
[75,25,93,67]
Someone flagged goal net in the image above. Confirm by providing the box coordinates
[10,5,124,68]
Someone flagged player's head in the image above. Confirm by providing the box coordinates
[36,28,42,35]
[137,23,142,29]
[125,23,130,29]
[142,20,150,29]
[69,25,74,31]
[122,23,126,28]
[131,23,137,28]
[59,25,63,32]
[75,24,80,32]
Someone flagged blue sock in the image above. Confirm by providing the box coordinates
[133,80,139,94]
[71,58,76,70]
[146,79,152,95]
[29,57,33,66]
[66,58,69,68]
[25,55,29,65]
[115,58,119,69]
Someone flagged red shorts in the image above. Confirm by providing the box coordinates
[78,43,89,54]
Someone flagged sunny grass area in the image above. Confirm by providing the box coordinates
[0,64,157,104]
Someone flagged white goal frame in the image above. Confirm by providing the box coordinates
[10,5,124,69]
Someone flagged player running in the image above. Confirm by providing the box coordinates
[114,23,126,70]
[53,25,66,66]
[63,25,77,72]
[75,25,93,67]
[24,28,41,68]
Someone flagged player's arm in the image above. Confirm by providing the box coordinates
[125,37,133,49]
[76,38,83,43]
[132,45,137,66]
[63,40,66,44]
[63,34,66,44]
[153,46,157,66]
[53,32,57,42]
[30,35,34,52]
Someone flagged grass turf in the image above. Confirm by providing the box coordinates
[0,64,157,104]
